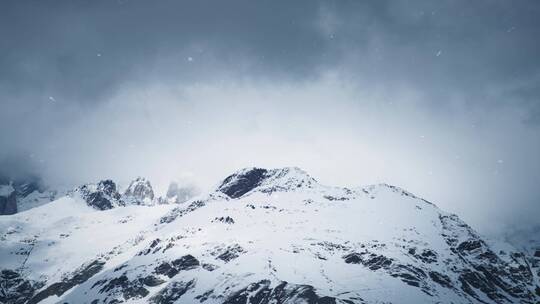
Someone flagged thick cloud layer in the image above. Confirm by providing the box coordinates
[1,0,539,235]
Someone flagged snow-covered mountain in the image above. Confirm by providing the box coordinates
[123,178,155,206]
[0,177,58,215]
[0,176,166,216]
[0,167,539,304]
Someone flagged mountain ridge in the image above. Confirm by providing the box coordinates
[0,167,539,304]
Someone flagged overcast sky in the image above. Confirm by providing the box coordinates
[1,0,540,235]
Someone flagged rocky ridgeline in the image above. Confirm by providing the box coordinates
[1,174,200,215]
[74,177,197,210]
[218,167,318,198]
[75,180,126,210]
[0,167,539,304]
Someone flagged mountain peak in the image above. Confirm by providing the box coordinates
[2,167,540,303]
[124,177,154,205]
[76,179,125,210]
[217,167,318,198]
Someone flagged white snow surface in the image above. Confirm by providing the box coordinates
[0,167,538,304]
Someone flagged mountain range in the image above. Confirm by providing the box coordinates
[1,167,539,304]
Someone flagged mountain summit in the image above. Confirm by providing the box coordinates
[218,167,318,198]
[124,177,155,205]
[0,167,538,304]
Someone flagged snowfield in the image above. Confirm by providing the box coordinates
[1,167,539,304]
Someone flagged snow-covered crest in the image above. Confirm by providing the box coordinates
[74,179,125,210]
[217,166,319,198]
[123,177,155,205]
[0,167,539,304]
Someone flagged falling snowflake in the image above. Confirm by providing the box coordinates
[48,96,56,102]
[187,57,193,62]
[436,50,442,57]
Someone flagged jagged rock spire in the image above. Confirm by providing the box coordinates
[124,177,155,205]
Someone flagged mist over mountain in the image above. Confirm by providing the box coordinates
[1,167,539,303]
[1,1,540,303]
[1,1,540,236]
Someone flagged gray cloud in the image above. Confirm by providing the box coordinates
[1,0,540,235]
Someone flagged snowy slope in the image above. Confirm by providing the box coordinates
[1,167,539,304]
[503,225,540,291]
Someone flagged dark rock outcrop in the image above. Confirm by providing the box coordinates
[213,216,235,224]
[0,269,43,304]
[154,254,200,278]
[28,260,105,304]
[159,200,206,224]
[0,185,17,215]
[217,167,318,198]
[0,174,55,215]
[78,180,124,210]
[342,251,434,295]
[440,213,539,303]
[342,252,393,271]
[97,275,149,301]
[429,271,453,289]
[408,247,438,263]
[223,280,349,304]
[214,244,246,263]
[149,280,195,304]
[218,168,268,198]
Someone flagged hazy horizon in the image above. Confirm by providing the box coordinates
[2,0,540,236]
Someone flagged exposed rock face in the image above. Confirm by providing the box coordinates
[212,216,235,224]
[77,180,124,210]
[154,254,200,278]
[149,280,195,304]
[0,269,43,304]
[223,280,341,304]
[0,261,104,304]
[212,244,246,263]
[159,199,206,224]
[218,167,317,198]
[124,177,155,205]
[0,185,17,215]
[0,176,58,215]
[1,167,539,304]
[219,168,268,198]
[438,214,539,303]
[94,274,150,302]
[27,260,105,304]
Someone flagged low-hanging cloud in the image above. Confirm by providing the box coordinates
[1,0,540,235]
